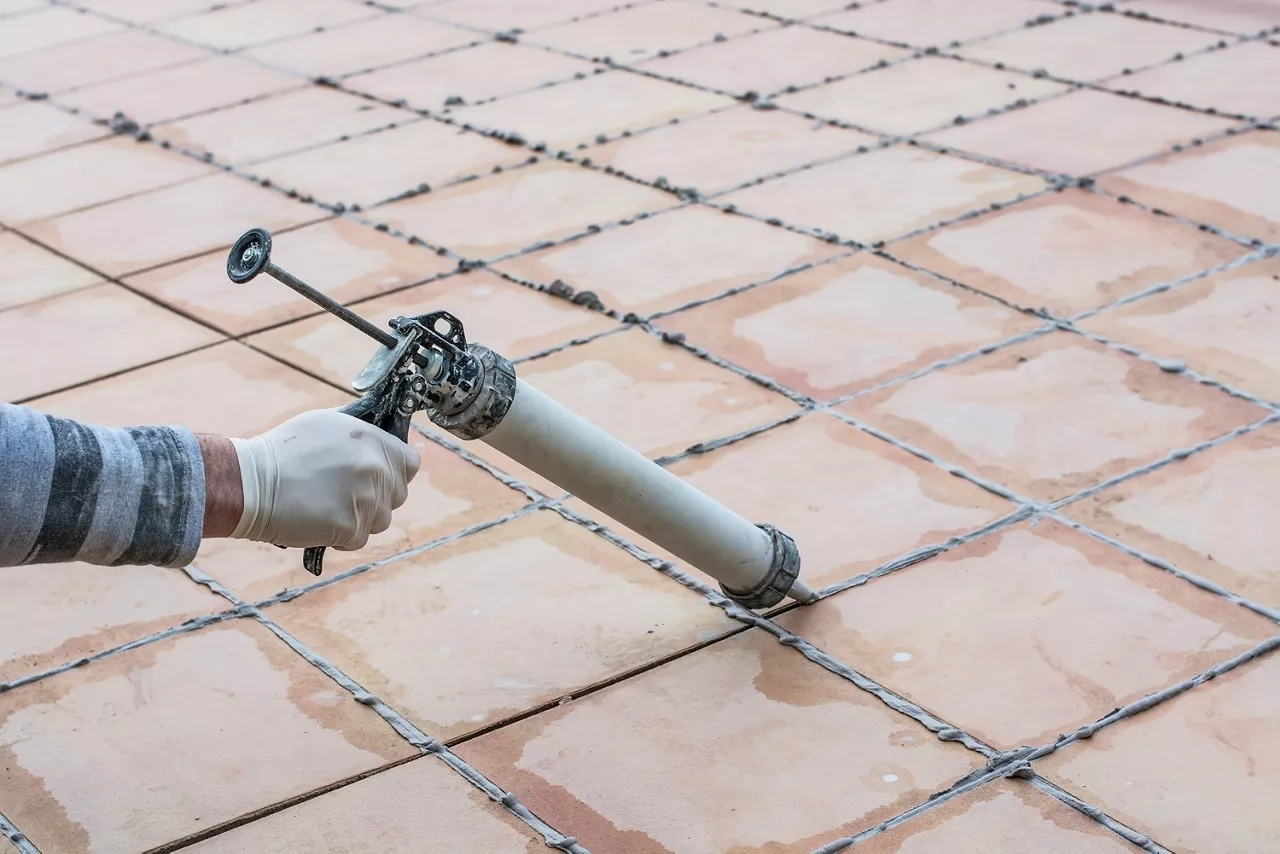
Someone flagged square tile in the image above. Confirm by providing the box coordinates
[0,562,225,683]
[1124,0,1280,35]
[925,89,1237,176]
[74,0,236,23]
[149,87,410,166]
[344,42,595,111]
[0,7,120,60]
[22,172,325,277]
[777,56,1068,136]
[851,778,1135,852]
[267,510,736,739]
[1106,42,1280,119]
[527,2,763,62]
[249,120,533,209]
[640,25,910,98]
[125,217,456,336]
[492,204,843,316]
[0,28,207,96]
[1065,421,1280,609]
[658,253,1041,398]
[455,629,983,852]
[156,0,377,51]
[840,331,1270,500]
[0,102,107,166]
[451,71,731,150]
[1080,257,1280,400]
[720,145,1048,244]
[574,413,1015,591]
[184,757,542,852]
[0,135,212,223]
[60,56,303,126]
[891,188,1246,316]
[958,11,1221,81]
[243,15,477,79]
[0,620,414,854]
[250,268,617,386]
[812,0,1059,47]
[1096,129,1280,243]
[0,284,220,400]
[1039,651,1280,853]
[590,105,879,196]
[423,0,635,31]
[780,519,1276,748]
[376,161,675,260]
[0,230,103,310]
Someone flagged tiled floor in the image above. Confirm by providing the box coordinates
[1,0,1278,852]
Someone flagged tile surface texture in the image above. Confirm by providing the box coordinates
[3,2,1278,851]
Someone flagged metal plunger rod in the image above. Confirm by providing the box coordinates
[262,262,398,349]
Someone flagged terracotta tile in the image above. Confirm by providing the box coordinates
[377,161,674,260]
[527,2,762,62]
[778,56,1068,136]
[243,14,479,78]
[577,413,1014,592]
[1083,257,1280,400]
[74,0,232,23]
[0,284,220,400]
[641,25,909,98]
[840,331,1269,501]
[0,620,414,854]
[157,0,377,51]
[250,269,616,386]
[892,189,1245,316]
[720,145,1047,243]
[126,217,455,335]
[456,629,982,852]
[492,205,843,315]
[23,172,325,277]
[1040,650,1280,853]
[0,29,207,96]
[451,71,731,150]
[853,779,1135,852]
[1096,129,1280,243]
[0,230,102,310]
[0,136,212,224]
[0,563,226,683]
[250,120,532,209]
[344,43,594,111]
[0,102,107,166]
[925,89,1237,176]
[590,105,877,195]
[659,253,1040,398]
[782,519,1275,748]
[719,0,850,18]
[1106,42,1280,119]
[1065,421,1280,609]
[0,7,120,60]
[32,341,348,442]
[1124,0,1280,35]
[185,757,541,852]
[60,56,303,126]
[423,0,634,30]
[958,11,1221,81]
[200,430,528,600]
[150,87,410,166]
[812,0,1057,46]
[268,510,735,738]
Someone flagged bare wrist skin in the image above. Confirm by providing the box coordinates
[197,434,243,539]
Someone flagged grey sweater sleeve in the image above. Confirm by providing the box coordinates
[0,402,205,568]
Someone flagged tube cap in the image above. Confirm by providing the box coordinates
[719,524,801,610]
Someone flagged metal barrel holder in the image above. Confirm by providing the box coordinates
[226,228,816,608]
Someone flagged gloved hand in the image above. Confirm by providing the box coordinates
[228,409,421,550]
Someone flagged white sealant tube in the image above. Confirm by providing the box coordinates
[483,379,815,604]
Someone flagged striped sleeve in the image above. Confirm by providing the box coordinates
[0,403,205,568]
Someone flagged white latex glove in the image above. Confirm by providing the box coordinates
[228,409,421,550]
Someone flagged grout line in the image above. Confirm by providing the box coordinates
[0,810,38,854]
[1026,774,1174,853]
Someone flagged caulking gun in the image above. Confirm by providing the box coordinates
[226,228,816,609]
